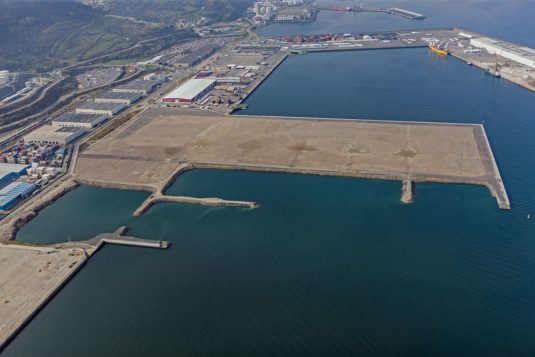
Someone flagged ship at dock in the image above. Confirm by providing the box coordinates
[429,40,448,56]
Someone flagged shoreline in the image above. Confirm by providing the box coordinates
[0,227,170,351]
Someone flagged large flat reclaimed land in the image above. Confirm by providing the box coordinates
[76,108,505,204]
[0,245,85,347]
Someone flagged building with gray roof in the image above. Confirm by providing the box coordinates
[94,91,142,105]
[75,102,126,116]
[52,113,108,128]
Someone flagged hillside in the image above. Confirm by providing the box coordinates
[0,0,192,72]
[98,0,252,25]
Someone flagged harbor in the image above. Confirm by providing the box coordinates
[157,27,535,117]
[2,3,535,354]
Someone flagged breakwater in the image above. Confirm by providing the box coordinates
[74,163,260,217]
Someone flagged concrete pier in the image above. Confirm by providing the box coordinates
[401,179,414,204]
[133,194,259,217]
[58,226,171,255]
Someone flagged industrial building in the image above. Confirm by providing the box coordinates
[172,44,220,69]
[0,70,9,86]
[0,163,29,188]
[162,78,216,104]
[24,125,86,146]
[470,37,535,69]
[112,79,160,95]
[275,7,317,23]
[75,102,126,116]
[52,113,108,128]
[94,91,141,105]
[0,181,36,211]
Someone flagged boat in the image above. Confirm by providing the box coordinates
[485,68,501,78]
[429,40,448,56]
[485,60,502,78]
[333,7,354,12]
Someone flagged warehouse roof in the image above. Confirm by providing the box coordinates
[76,102,125,111]
[163,78,215,100]
[0,181,36,210]
[114,79,160,91]
[95,91,141,100]
[0,163,29,177]
[55,127,84,133]
[473,37,535,59]
[24,125,86,143]
[54,113,106,123]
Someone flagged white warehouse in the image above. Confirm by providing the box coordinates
[162,78,216,104]
[470,37,535,69]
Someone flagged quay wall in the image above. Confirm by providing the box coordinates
[0,232,170,351]
[449,52,535,93]
[239,52,288,104]
[74,177,157,193]
[304,43,427,54]
[0,252,87,352]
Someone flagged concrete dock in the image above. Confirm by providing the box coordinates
[420,28,535,93]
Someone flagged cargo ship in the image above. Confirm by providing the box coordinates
[333,7,354,12]
[429,40,448,56]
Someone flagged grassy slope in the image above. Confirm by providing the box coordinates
[0,0,186,72]
[100,0,252,25]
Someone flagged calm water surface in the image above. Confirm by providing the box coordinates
[258,0,535,47]
[5,0,535,356]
